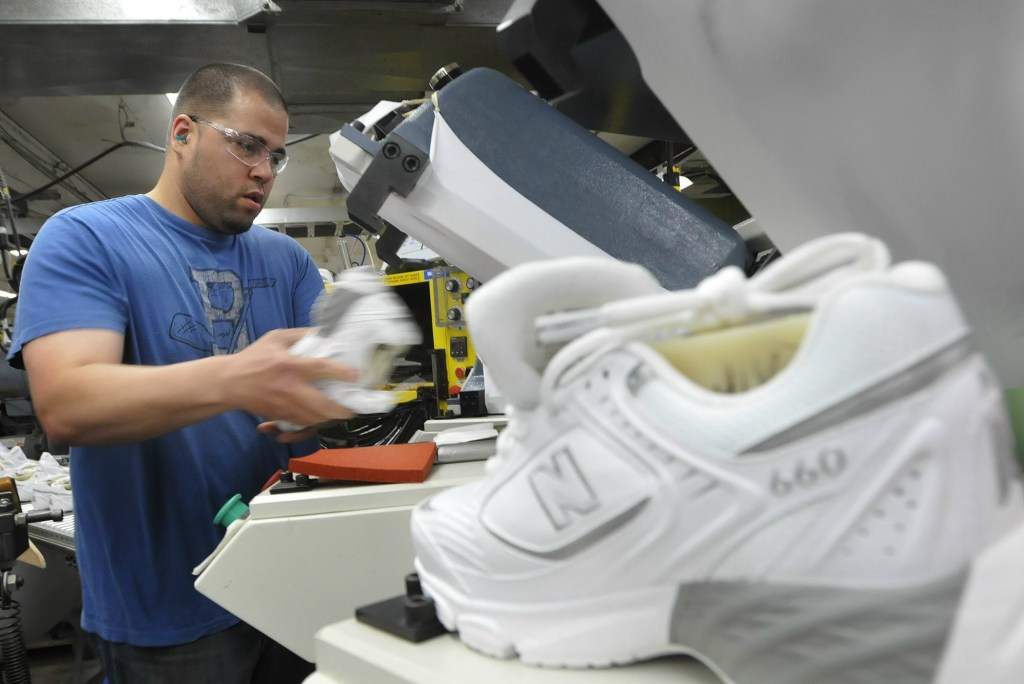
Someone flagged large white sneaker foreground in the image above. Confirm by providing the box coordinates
[409,233,1024,683]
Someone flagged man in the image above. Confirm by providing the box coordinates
[8,63,355,682]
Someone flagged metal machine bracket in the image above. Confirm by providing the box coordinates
[344,128,430,266]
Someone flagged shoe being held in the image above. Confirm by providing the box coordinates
[279,266,422,430]
[409,233,1024,683]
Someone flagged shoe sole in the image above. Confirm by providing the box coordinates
[415,561,687,668]
[416,522,1024,683]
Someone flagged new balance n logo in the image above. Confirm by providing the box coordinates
[479,431,655,556]
[529,448,599,530]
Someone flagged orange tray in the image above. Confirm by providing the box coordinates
[288,442,437,484]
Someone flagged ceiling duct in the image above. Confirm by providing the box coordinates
[0,0,520,135]
[0,0,281,25]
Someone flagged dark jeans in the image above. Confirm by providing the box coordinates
[88,622,315,684]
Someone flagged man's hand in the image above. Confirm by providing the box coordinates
[23,327,362,447]
[222,328,361,429]
[256,420,325,443]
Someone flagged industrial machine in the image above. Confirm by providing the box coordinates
[193,460,485,664]
[328,67,750,293]
[380,266,478,418]
[194,47,749,678]
[0,477,63,682]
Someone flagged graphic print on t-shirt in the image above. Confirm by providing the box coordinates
[170,268,275,355]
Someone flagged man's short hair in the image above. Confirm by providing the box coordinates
[171,63,288,121]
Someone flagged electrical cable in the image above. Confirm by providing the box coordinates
[341,234,368,266]
[0,126,96,205]
[11,101,164,206]
[286,133,321,147]
[0,163,22,290]
[319,400,426,448]
[10,140,164,204]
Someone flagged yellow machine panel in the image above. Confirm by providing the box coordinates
[382,266,479,415]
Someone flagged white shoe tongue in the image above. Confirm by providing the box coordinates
[467,257,664,410]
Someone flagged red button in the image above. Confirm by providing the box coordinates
[455,367,465,379]
[449,385,461,396]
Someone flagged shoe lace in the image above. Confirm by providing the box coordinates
[12,461,40,477]
[537,232,891,398]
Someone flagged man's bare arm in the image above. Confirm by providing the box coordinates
[22,328,359,446]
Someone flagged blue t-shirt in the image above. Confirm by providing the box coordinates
[8,195,324,646]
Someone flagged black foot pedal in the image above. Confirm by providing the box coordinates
[355,573,447,643]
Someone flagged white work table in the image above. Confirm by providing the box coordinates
[305,618,722,684]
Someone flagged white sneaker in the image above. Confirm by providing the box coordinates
[279,266,422,430]
[8,452,62,504]
[33,472,72,512]
[0,444,28,472]
[409,233,1024,681]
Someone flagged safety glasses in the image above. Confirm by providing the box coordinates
[188,115,288,176]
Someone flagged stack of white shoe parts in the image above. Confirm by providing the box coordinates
[33,455,73,512]
[0,443,27,474]
[1,448,64,507]
[409,232,1024,681]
